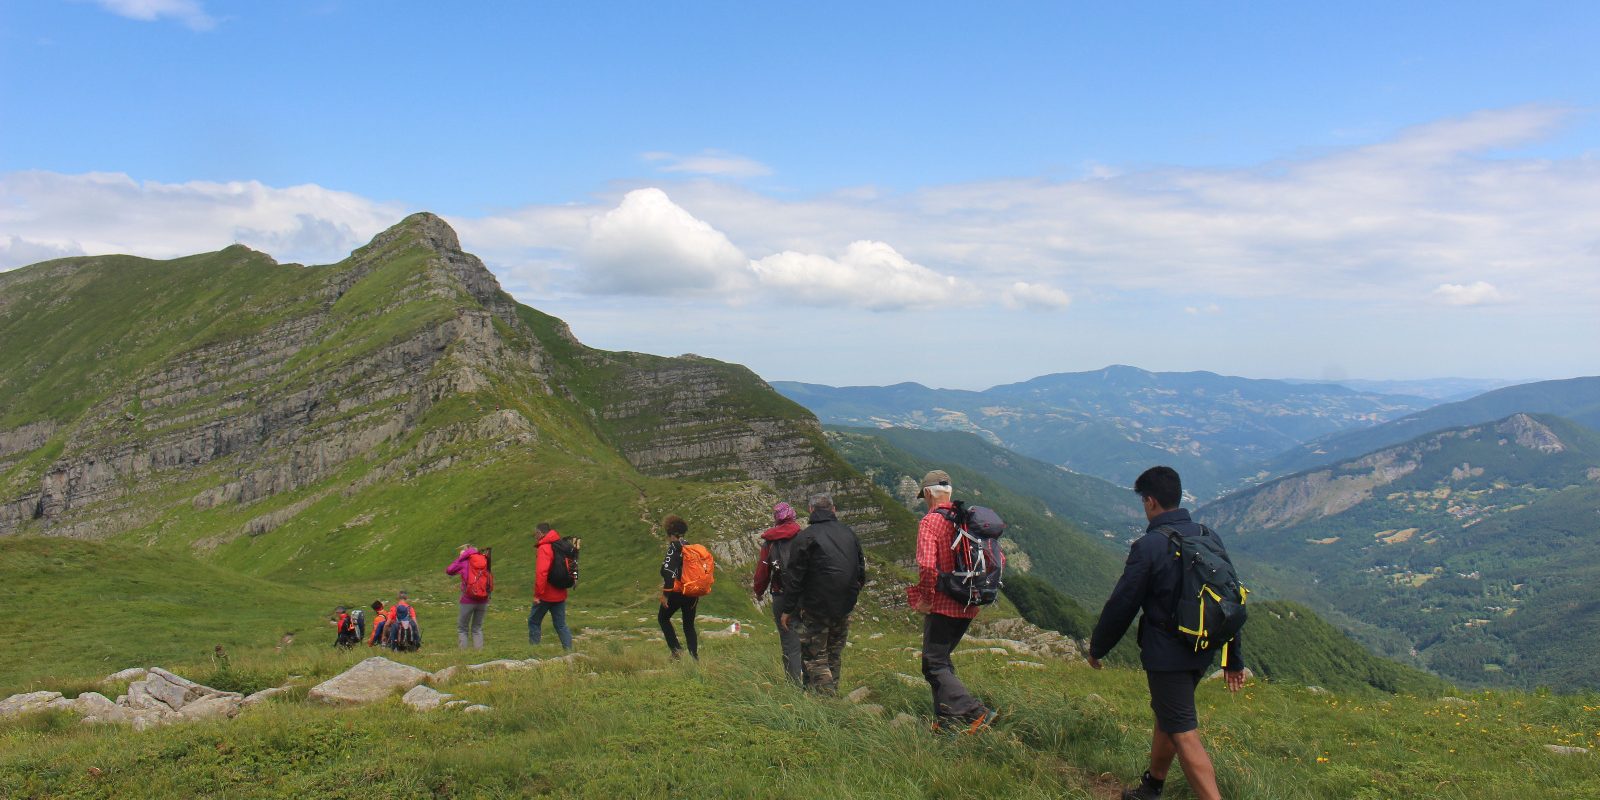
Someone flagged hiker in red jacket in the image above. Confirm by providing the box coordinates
[447,544,493,650]
[752,502,803,684]
[530,523,574,651]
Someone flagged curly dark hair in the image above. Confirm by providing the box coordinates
[663,514,688,537]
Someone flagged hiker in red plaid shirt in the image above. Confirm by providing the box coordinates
[906,469,998,733]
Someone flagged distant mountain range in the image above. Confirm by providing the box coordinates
[776,366,1435,498]
[1286,377,1522,402]
[1202,413,1600,690]
[1266,377,1600,478]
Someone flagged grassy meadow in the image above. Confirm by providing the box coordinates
[4,537,1598,799]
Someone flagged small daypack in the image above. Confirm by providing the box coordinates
[547,538,580,590]
[935,502,1007,607]
[678,544,716,597]
[465,552,493,601]
[391,604,421,652]
[1157,524,1249,659]
[762,541,785,594]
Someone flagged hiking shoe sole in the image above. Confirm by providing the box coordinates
[963,708,999,734]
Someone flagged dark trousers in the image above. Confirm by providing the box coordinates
[921,613,984,720]
[528,601,573,650]
[771,601,803,684]
[796,610,849,694]
[658,591,698,658]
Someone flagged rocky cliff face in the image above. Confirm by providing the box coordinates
[0,214,904,551]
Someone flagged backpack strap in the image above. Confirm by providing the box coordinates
[1150,524,1187,634]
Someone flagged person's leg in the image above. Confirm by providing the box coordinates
[528,602,546,645]
[827,614,849,688]
[470,602,486,649]
[772,602,803,684]
[1170,730,1221,800]
[682,597,698,659]
[1148,727,1177,779]
[550,600,572,650]
[797,611,834,693]
[658,599,681,654]
[456,603,472,649]
[921,614,983,720]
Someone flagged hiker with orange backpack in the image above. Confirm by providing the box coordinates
[447,544,494,650]
[530,522,577,651]
[658,514,714,660]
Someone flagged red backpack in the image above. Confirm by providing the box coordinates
[465,552,493,601]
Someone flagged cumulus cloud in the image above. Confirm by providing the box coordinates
[752,241,961,310]
[93,0,215,30]
[578,188,752,295]
[1432,281,1506,306]
[642,150,772,178]
[0,235,85,269]
[1003,281,1072,310]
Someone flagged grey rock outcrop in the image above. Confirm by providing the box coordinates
[308,657,430,705]
[401,684,453,712]
[0,691,63,716]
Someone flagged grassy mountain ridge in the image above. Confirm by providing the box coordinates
[1203,413,1600,690]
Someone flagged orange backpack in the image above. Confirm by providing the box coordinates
[678,544,716,597]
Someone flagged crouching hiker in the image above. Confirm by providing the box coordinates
[447,544,493,649]
[368,601,388,647]
[530,523,576,651]
[331,606,360,648]
[907,470,998,733]
[777,494,865,695]
[1088,466,1246,800]
[752,502,803,684]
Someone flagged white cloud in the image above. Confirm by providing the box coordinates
[1003,281,1072,310]
[1184,304,1222,315]
[642,150,772,178]
[752,241,960,311]
[0,171,402,268]
[578,188,751,295]
[1432,281,1507,306]
[93,0,215,30]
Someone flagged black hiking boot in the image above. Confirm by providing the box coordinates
[1121,771,1164,800]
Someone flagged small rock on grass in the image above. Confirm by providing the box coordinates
[402,685,453,712]
[101,668,148,685]
[0,692,64,717]
[1007,660,1045,669]
[892,712,918,728]
[1545,745,1589,756]
[847,686,872,704]
[854,703,885,717]
[893,673,922,688]
[462,704,492,714]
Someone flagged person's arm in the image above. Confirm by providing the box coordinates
[535,543,551,598]
[661,541,682,590]
[1089,539,1153,663]
[752,542,772,599]
[909,513,943,611]
[777,533,812,617]
[446,553,469,576]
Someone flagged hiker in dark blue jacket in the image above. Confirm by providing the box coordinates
[1089,466,1244,800]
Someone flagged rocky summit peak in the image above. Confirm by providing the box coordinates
[363,211,462,257]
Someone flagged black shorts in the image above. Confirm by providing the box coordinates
[1146,669,1204,734]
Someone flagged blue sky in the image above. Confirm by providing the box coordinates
[2,1,1598,387]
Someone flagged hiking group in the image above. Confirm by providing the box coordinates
[751,466,1246,800]
[325,465,1243,800]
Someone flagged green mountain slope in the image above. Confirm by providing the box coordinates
[1204,413,1600,690]
[0,214,919,672]
[823,427,1128,607]
[776,366,1432,498]
[1267,376,1600,477]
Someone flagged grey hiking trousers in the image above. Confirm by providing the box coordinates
[457,601,487,649]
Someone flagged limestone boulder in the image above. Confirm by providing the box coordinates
[402,685,453,712]
[241,686,293,707]
[101,668,149,685]
[0,691,63,717]
[178,694,243,721]
[429,666,461,685]
[308,657,430,705]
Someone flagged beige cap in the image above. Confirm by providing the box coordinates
[917,469,952,498]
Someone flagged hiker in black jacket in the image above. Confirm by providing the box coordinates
[777,494,866,695]
[1089,466,1244,800]
[657,514,698,660]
